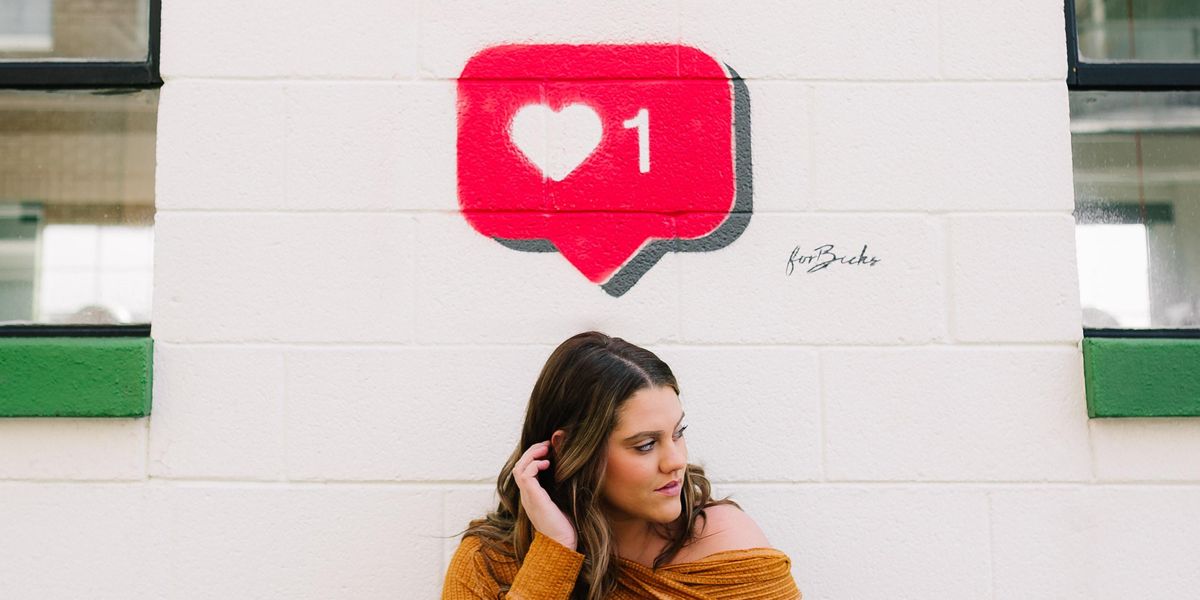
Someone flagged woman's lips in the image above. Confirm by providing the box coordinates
[655,481,681,496]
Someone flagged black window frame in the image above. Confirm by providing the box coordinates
[1066,0,1200,90]
[0,0,161,89]
[1066,0,1200,340]
[0,0,161,336]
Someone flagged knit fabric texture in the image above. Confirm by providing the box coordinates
[442,530,801,599]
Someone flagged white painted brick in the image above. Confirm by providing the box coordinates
[413,213,680,344]
[156,82,288,211]
[823,347,1092,481]
[940,0,1067,81]
[811,83,1074,212]
[0,483,157,599]
[681,0,940,80]
[150,484,443,599]
[719,485,991,599]
[0,420,145,481]
[442,486,497,573]
[284,346,544,481]
[651,346,821,482]
[160,81,456,212]
[153,213,416,343]
[148,344,285,480]
[161,0,417,79]
[950,214,1083,342]
[419,0,679,79]
[285,82,457,211]
[1091,419,1200,481]
[746,82,814,212]
[678,214,945,344]
[1086,488,1200,599]
[990,490,1093,599]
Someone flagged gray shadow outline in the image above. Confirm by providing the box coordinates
[492,64,752,297]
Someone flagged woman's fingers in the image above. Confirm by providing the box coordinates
[511,440,578,551]
[512,442,550,488]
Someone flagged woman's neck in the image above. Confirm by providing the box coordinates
[609,516,674,567]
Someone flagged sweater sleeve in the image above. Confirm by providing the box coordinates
[442,531,585,600]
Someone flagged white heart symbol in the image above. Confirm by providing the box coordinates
[510,103,603,182]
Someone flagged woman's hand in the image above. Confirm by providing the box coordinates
[513,441,578,551]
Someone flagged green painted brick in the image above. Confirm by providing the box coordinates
[0,337,152,417]
[1083,337,1200,418]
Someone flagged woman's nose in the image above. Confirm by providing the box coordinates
[662,439,686,472]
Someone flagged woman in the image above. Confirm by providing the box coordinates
[443,331,800,599]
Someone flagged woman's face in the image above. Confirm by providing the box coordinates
[600,385,688,527]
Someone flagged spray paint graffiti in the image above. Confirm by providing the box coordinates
[457,44,752,297]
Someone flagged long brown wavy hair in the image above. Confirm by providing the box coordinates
[462,331,735,600]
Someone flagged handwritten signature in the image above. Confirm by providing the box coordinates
[786,244,881,275]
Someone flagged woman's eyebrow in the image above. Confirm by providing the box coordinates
[620,412,686,442]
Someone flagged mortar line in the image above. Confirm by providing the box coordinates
[150,340,1084,349]
[5,479,1198,488]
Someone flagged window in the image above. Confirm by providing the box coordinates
[0,0,159,417]
[1068,0,1200,417]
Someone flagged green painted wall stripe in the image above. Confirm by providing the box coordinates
[1083,337,1200,418]
[0,337,152,417]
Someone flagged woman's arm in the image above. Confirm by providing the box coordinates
[442,532,584,600]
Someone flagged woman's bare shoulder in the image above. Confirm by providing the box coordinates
[679,503,773,560]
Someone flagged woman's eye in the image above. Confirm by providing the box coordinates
[634,441,655,452]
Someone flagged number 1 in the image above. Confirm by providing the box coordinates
[622,108,650,173]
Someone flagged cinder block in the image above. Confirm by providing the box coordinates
[990,489,1093,599]
[284,346,546,481]
[284,82,457,212]
[1091,419,1200,481]
[1086,488,1200,599]
[0,483,157,599]
[419,0,679,79]
[811,83,1074,212]
[156,82,288,211]
[745,82,814,213]
[949,214,1083,342]
[153,213,416,343]
[650,345,821,482]
[161,0,416,79]
[443,486,498,573]
[148,343,286,480]
[823,347,1092,481]
[413,213,680,344]
[0,420,145,481]
[718,485,991,599]
[681,0,940,80]
[940,0,1067,81]
[678,214,946,344]
[149,484,444,598]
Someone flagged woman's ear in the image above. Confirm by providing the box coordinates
[550,429,568,455]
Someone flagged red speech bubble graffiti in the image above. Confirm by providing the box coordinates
[457,44,751,296]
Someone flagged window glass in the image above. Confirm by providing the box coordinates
[1071,90,1200,328]
[0,0,148,61]
[0,88,155,325]
[1075,0,1200,62]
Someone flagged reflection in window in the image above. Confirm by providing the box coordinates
[0,89,155,325]
[0,0,147,62]
[1071,91,1200,329]
[1076,0,1200,62]
[0,0,52,53]
[1076,224,1151,327]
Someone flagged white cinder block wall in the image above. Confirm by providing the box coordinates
[2,1,1199,599]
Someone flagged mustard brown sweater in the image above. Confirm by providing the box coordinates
[442,531,801,599]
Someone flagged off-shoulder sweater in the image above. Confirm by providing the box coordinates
[442,530,801,599]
